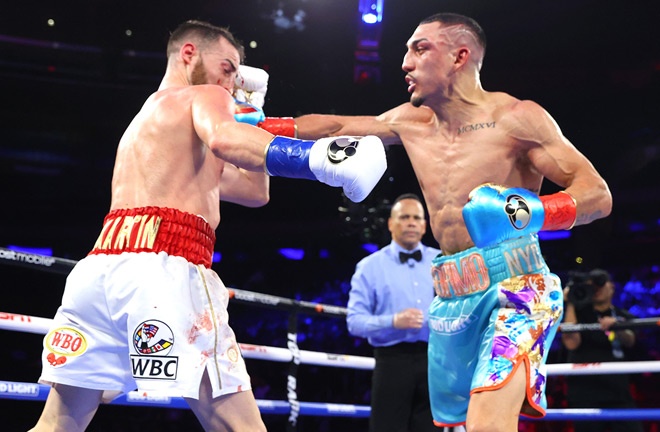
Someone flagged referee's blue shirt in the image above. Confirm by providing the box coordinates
[347,240,441,347]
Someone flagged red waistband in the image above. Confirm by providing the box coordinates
[88,207,216,268]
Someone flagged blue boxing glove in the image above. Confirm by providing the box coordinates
[234,99,265,126]
[265,136,387,203]
[462,183,545,248]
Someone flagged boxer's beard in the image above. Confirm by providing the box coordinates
[411,95,425,108]
[191,59,207,85]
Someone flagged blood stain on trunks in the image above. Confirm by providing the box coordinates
[188,310,213,344]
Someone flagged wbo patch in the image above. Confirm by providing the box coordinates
[44,326,89,368]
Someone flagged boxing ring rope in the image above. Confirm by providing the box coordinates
[2,312,660,422]
[2,246,660,426]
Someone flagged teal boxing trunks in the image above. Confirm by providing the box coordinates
[428,234,563,427]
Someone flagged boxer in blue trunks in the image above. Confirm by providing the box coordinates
[428,232,563,426]
[288,12,612,432]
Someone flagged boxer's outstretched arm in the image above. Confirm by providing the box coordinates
[295,103,435,146]
[296,114,401,145]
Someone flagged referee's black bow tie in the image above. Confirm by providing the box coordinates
[399,250,422,263]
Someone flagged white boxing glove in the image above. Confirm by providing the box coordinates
[234,65,269,109]
[265,136,387,203]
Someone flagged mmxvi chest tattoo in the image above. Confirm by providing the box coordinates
[457,121,496,135]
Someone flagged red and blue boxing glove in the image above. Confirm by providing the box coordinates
[463,183,577,248]
[233,99,265,125]
[233,64,297,137]
[234,99,295,136]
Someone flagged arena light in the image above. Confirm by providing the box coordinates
[627,222,645,232]
[7,245,53,256]
[361,243,378,254]
[279,248,305,260]
[355,0,383,84]
[362,13,378,24]
[538,230,571,241]
[359,0,383,24]
[265,7,306,32]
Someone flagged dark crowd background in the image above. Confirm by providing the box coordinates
[1,0,659,430]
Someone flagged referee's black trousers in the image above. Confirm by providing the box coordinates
[370,342,436,432]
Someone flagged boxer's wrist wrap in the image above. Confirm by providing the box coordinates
[88,207,215,267]
[264,136,315,180]
[540,191,577,231]
[258,117,297,138]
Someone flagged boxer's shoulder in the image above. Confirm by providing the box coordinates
[147,85,232,109]
[495,97,550,130]
[379,103,434,125]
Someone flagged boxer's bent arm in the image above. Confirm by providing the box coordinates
[219,164,270,207]
[193,86,386,203]
[206,121,275,172]
[295,114,400,145]
[508,100,613,226]
[192,86,275,172]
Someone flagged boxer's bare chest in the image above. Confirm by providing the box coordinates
[401,117,524,195]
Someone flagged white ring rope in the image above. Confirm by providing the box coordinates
[3,249,660,423]
[3,311,660,376]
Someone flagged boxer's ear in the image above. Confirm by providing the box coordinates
[454,47,470,67]
[180,42,197,65]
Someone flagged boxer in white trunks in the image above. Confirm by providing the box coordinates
[31,20,386,432]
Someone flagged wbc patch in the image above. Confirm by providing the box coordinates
[44,326,89,368]
[130,320,178,380]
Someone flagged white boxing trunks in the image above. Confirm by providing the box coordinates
[39,207,251,403]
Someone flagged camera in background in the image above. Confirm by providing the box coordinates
[566,269,610,308]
